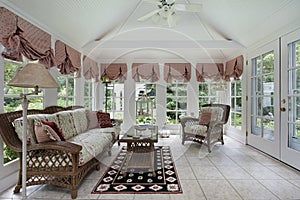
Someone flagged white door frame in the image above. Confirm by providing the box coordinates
[247,40,281,159]
[280,28,300,170]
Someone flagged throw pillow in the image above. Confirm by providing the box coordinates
[34,122,61,143]
[97,112,113,128]
[87,110,99,129]
[199,112,212,126]
[41,120,65,141]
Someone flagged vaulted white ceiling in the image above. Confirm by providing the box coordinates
[1,0,300,62]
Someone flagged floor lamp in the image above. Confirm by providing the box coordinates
[102,75,110,112]
[8,63,58,199]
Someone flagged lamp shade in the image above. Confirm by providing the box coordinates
[8,63,58,88]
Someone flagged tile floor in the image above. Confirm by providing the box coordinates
[1,135,300,200]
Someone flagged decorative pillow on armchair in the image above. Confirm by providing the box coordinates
[199,112,212,126]
[97,112,113,128]
[86,110,99,129]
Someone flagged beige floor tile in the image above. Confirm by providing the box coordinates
[267,165,300,180]
[27,185,69,199]
[176,165,197,180]
[133,194,170,200]
[198,180,242,200]
[187,156,214,166]
[242,166,283,180]
[288,179,300,188]
[216,166,253,180]
[229,180,279,199]
[191,166,225,180]
[100,193,134,199]
[259,179,300,199]
[170,180,205,200]
[208,155,238,166]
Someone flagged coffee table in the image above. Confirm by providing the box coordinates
[119,125,158,176]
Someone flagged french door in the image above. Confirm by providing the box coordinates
[247,29,300,170]
[280,29,300,170]
[247,40,280,159]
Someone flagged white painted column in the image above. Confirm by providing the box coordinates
[156,63,167,129]
[187,62,199,117]
[123,62,135,131]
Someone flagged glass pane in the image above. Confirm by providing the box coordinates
[296,40,300,66]
[113,112,124,120]
[199,83,208,96]
[145,84,156,97]
[177,84,187,96]
[27,98,43,110]
[57,97,67,107]
[231,98,235,110]
[263,97,274,117]
[263,75,274,95]
[166,112,176,124]
[84,98,90,109]
[115,98,124,111]
[236,113,242,130]
[236,81,242,96]
[288,123,300,151]
[4,97,22,112]
[236,97,242,112]
[262,51,274,74]
[210,83,217,96]
[288,96,300,122]
[68,98,74,106]
[231,82,235,96]
[57,76,66,96]
[289,68,300,94]
[166,98,176,110]
[251,116,261,136]
[199,98,209,107]
[230,112,235,126]
[68,78,74,96]
[167,84,176,96]
[4,62,23,96]
[262,118,274,141]
[3,143,18,164]
[177,97,187,110]
[84,82,89,96]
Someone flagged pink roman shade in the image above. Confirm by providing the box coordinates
[196,63,224,82]
[100,63,127,83]
[55,40,81,76]
[164,63,191,83]
[132,63,160,82]
[224,55,244,81]
[83,55,99,81]
[0,7,55,68]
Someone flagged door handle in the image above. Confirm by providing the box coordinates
[280,107,286,112]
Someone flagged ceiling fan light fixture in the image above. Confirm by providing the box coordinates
[151,13,160,23]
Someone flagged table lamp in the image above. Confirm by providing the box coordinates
[8,63,58,199]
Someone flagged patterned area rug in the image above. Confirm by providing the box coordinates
[92,146,182,194]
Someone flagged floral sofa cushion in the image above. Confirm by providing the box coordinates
[55,111,78,140]
[68,129,115,166]
[14,114,54,144]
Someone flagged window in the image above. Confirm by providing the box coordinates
[84,81,94,109]
[251,51,275,141]
[230,80,242,129]
[199,82,220,107]
[57,74,74,107]
[287,39,300,151]
[104,81,124,120]
[136,83,156,124]
[3,59,43,164]
[166,82,187,124]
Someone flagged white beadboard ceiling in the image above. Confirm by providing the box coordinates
[1,0,300,62]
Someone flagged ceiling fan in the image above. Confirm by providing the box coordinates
[138,0,202,27]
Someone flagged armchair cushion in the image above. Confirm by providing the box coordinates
[199,112,212,126]
[184,124,208,137]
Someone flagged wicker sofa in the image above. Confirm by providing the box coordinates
[0,106,121,199]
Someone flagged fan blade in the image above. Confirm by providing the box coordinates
[138,9,162,21]
[166,0,175,4]
[167,12,177,27]
[174,4,202,12]
[143,0,162,6]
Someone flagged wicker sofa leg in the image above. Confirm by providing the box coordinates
[71,189,77,199]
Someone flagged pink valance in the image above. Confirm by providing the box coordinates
[132,63,160,82]
[224,55,244,81]
[0,7,55,68]
[164,63,191,83]
[83,56,99,81]
[196,63,224,82]
[55,40,81,76]
[100,63,127,83]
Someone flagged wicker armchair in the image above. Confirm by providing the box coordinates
[181,103,230,152]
